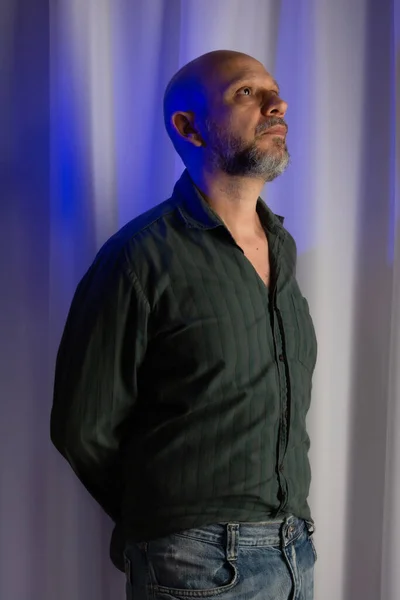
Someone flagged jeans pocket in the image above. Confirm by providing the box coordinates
[145,531,239,597]
[304,520,317,563]
[308,536,318,562]
[124,543,149,600]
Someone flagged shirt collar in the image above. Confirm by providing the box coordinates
[174,169,285,232]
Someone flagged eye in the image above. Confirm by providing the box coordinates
[238,87,252,96]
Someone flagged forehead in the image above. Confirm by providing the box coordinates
[210,57,277,91]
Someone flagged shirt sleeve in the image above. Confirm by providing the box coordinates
[50,246,149,522]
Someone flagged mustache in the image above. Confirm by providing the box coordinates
[256,117,288,136]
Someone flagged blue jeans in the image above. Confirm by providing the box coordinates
[123,515,317,600]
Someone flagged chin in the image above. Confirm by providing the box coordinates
[258,140,286,154]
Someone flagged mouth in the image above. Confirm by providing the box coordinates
[261,125,287,137]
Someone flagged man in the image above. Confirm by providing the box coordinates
[51,49,318,600]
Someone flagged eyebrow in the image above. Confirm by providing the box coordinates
[225,74,280,95]
[272,79,280,94]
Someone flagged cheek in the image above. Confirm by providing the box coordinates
[237,115,259,141]
[202,109,256,146]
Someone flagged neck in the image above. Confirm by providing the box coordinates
[188,168,265,239]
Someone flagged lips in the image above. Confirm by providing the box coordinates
[263,125,287,136]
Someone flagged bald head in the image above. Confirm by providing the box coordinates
[163,50,289,181]
[163,50,263,142]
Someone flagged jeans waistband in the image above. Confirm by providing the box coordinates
[175,515,313,548]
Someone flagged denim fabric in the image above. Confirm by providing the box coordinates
[124,515,317,600]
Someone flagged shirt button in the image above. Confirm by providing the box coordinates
[279,354,284,361]
[279,464,284,472]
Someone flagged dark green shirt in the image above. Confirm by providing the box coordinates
[51,170,317,570]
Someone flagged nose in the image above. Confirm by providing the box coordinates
[262,95,288,118]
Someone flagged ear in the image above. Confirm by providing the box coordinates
[170,111,204,147]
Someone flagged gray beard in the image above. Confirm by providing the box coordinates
[205,119,290,182]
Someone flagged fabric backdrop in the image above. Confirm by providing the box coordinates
[1,1,399,599]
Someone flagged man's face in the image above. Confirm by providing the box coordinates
[199,58,289,182]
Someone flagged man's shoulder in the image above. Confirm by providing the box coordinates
[98,196,180,258]
[115,196,178,244]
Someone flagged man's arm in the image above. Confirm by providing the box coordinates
[50,248,149,522]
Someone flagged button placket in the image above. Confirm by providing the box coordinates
[270,233,291,513]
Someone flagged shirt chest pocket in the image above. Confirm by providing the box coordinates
[291,294,318,374]
[278,291,318,375]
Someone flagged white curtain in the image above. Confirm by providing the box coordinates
[1,1,399,599]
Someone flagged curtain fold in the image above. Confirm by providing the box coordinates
[1,1,399,598]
